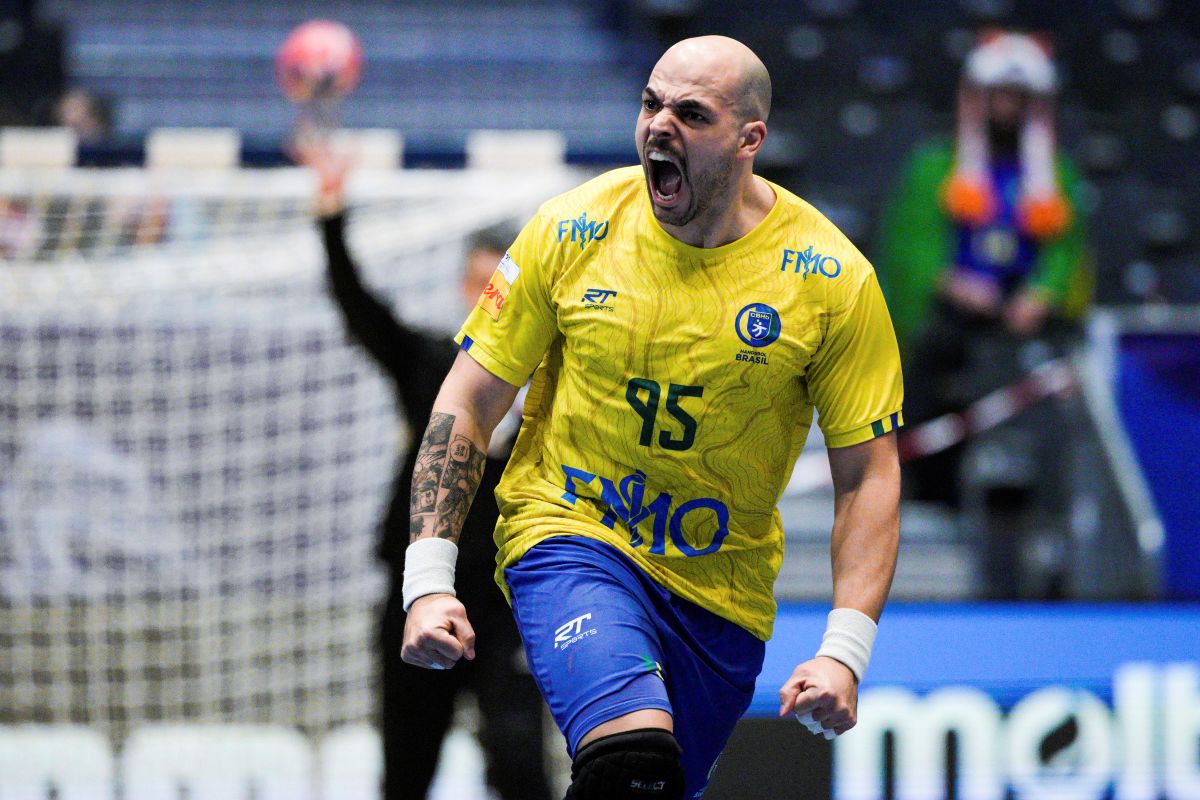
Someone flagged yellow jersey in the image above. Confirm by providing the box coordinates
[456,166,903,640]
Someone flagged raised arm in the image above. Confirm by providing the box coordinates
[322,211,444,386]
[401,350,520,669]
[300,137,455,420]
[779,432,900,735]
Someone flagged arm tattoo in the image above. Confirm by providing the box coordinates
[409,412,454,541]
[434,434,487,540]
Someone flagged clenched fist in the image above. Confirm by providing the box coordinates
[401,594,476,670]
[778,655,859,737]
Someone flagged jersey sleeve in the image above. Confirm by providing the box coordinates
[454,211,560,387]
[806,267,905,448]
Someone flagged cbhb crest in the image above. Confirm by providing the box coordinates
[748,310,773,339]
[734,303,782,348]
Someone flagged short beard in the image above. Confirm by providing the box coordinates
[661,160,733,229]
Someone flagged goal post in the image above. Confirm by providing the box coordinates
[0,162,582,746]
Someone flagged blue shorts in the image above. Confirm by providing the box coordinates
[505,536,765,798]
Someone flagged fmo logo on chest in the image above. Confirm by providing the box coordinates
[557,212,609,249]
[835,662,1200,800]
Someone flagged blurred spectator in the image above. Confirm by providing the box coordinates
[52,88,111,144]
[295,137,555,800]
[0,198,41,258]
[875,31,1093,598]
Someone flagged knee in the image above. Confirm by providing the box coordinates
[564,728,684,800]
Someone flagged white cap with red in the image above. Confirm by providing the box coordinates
[965,32,1058,95]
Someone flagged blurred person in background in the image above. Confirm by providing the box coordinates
[0,198,42,258]
[875,30,1092,598]
[296,139,555,800]
[52,87,111,145]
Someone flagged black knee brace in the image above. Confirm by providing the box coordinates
[564,728,685,800]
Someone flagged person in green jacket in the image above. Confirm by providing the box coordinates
[877,31,1091,356]
[874,30,1092,596]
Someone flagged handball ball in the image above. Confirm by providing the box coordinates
[276,20,363,102]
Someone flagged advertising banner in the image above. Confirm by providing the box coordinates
[1117,331,1200,599]
[735,603,1200,800]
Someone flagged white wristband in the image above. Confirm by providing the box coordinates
[402,538,458,612]
[815,607,878,682]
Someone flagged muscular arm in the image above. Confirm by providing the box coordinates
[827,432,901,622]
[779,432,900,733]
[409,350,521,545]
[401,351,519,669]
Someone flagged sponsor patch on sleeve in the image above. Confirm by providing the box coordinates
[477,253,520,321]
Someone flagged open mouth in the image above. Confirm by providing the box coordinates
[647,151,684,205]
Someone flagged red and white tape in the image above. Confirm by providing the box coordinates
[786,357,1079,495]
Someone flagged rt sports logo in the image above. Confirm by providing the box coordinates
[582,287,618,311]
[554,612,597,650]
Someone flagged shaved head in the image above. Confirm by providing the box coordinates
[655,36,772,123]
[637,35,776,245]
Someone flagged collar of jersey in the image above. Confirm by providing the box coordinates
[641,176,783,261]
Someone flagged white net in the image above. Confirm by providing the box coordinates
[0,164,582,745]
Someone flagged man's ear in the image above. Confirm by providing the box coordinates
[738,120,767,159]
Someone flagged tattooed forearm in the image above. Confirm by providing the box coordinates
[409,412,454,542]
[408,412,488,544]
[433,434,487,540]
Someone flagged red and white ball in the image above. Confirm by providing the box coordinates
[275,20,363,102]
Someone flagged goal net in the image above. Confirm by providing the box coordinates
[0,163,580,747]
